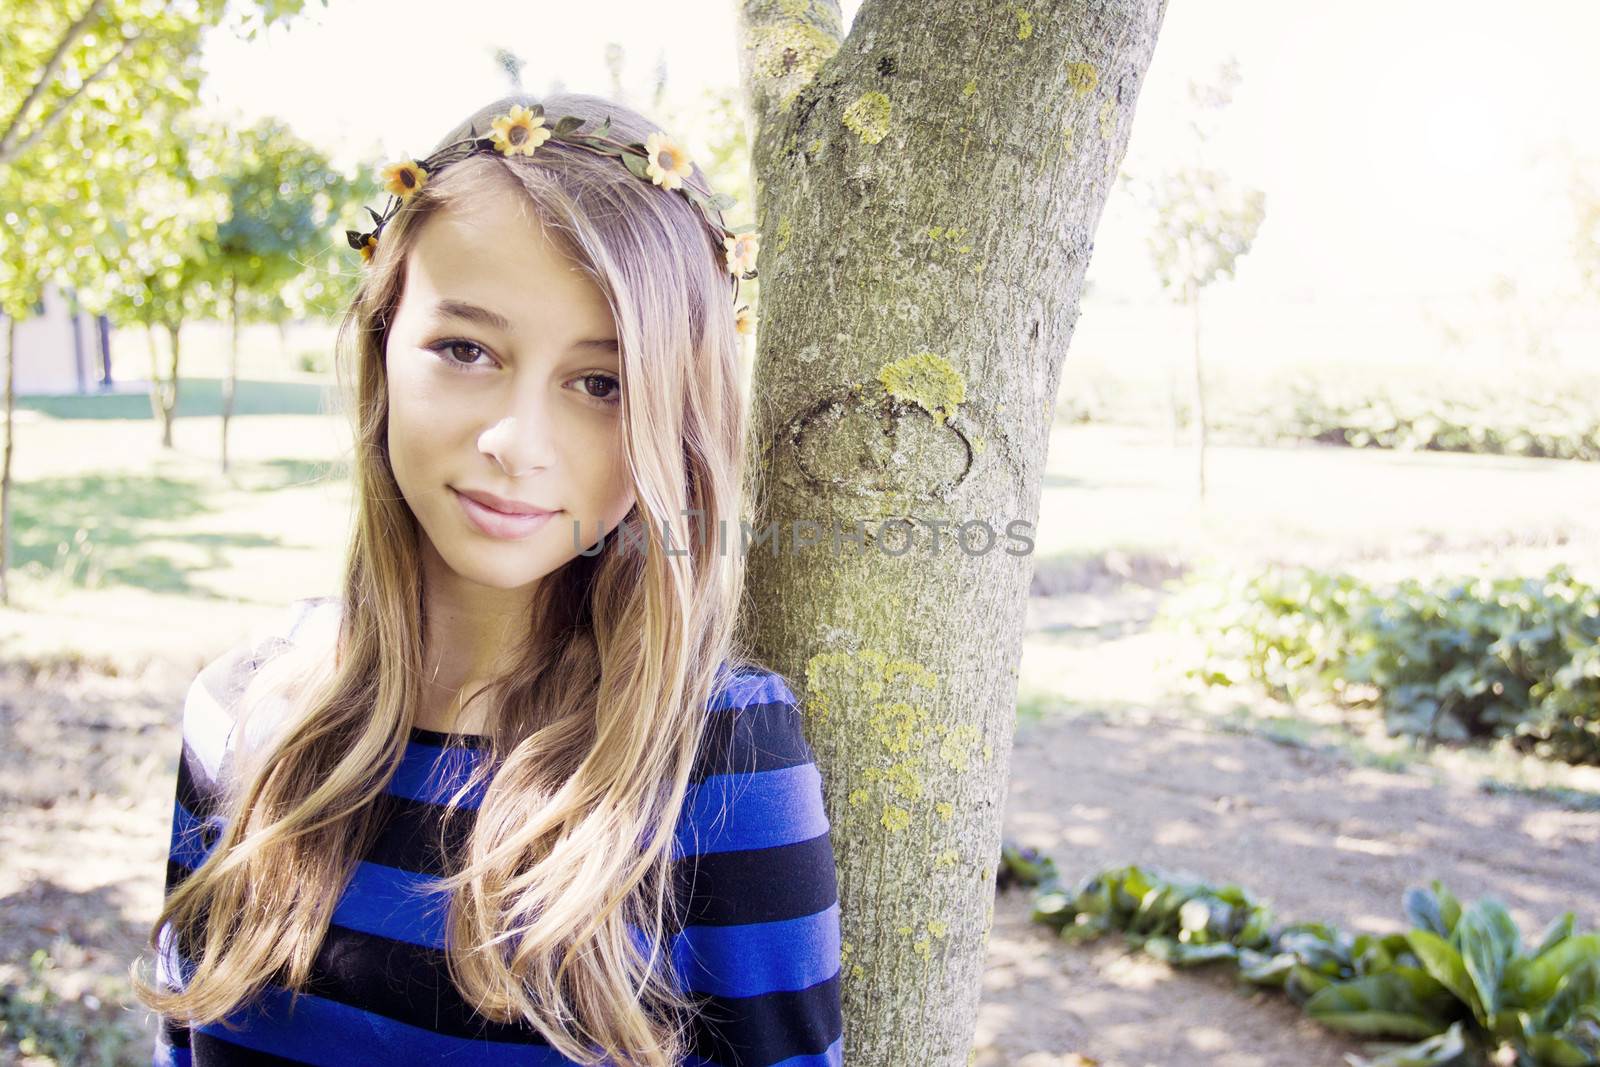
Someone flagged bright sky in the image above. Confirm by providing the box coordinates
[200,0,1600,309]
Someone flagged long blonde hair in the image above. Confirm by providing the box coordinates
[132,92,760,1066]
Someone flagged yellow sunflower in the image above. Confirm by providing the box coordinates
[734,304,756,336]
[358,233,379,263]
[644,131,694,191]
[723,232,759,276]
[490,105,552,157]
[380,160,428,200]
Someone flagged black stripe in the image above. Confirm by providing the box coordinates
[189,1032,317,1065]
[301,922,551,1043]
[689,971,843,1067]
[174,695,805,833]
[160,1015,192,1049]
[694,699,812,781]
[672,833,838,927]
[165,857,195,896]
[409,726,489,749]
[176,743,221,822]
[363,793,475,877]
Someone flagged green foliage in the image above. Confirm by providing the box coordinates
[1239,383,1600,463]
[997,843,1600,1066]
[1162,565,1600,765]
[93,107,231,330]
[1059,361,1600,462]
[213,118,338,285]
[1130,165,1267,298]
[0,0,325,318]
[0,949,141,1066]
[1122,57,1266,300]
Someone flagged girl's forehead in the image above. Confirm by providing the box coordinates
[398,224,612,339]
[422,186,556,252]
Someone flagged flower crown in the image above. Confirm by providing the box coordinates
[347,103,759,336]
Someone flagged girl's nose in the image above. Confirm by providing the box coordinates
[476,408,558,478]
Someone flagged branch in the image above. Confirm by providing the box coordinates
[733,0,849,141]
[0,0,110,164]
[0,34,137,166]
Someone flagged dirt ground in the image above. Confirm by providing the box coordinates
[971,709,1600,1067]
[3,633,1599,1064]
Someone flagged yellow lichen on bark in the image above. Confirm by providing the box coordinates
[751,22,840,81]
[1066,61,1098,97]
[1008,5,1033,39]
[841,91,893,144]
[878,352,967,425]
[1098,98,1116,140]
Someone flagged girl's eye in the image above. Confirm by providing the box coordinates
[575,373,622,406]
[426,341,619,405]
[427,340,494,370]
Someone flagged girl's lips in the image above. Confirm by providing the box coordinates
[453,488,558,541]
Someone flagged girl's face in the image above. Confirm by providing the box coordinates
[384,181,636,593]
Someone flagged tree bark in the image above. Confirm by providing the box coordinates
[146,323,162,426]
[733,0,1169,1062]
[1,314,14,606]
[223,274,238,474]
[1190,279,1207,502]
[160,321,182,449]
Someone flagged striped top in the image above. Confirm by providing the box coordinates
[153,597,843,1067]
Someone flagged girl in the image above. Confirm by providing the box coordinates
[131,92,844,1067]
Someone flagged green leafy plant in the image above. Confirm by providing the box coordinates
[1162,564,1600,765]
[997,843,1600,1066]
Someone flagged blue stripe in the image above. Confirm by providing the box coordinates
[387,742,488,809]
[681,1033,843,1067]
[151,1036,192,1067]
[193,983,575,1065]
[672,901,841,999]
[328,861,454,949]
[170,801,220,870]
[673,763,829,859]
[709,669,795,712]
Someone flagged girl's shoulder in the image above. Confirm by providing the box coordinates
[707,658,798,713]
[182,595,341,787]
[697,659,816,781]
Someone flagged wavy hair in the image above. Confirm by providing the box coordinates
[131,91,762,1066]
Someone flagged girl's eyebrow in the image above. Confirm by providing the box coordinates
[433,298,618,350]
[435,299,511,332]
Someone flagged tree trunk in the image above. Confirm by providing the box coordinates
[160,321,181,449]
[733,1,1169,1062]
[1191,279,1207,502]
[1,314,15,606]
[223,274,238,475]
[146,323,163,426]
[1169,335,1184,447]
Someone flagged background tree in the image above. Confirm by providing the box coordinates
[1122,58,1265,498]
[1571,157,1600,308]
[0,0,323,602]
[733,0,1169,1061]
[92,110,229,449]
[206,116,348,473]
[493,47,527,92]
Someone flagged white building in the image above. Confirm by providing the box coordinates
[2,282,114,395]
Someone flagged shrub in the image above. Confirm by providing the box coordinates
[1163,565,1600,765]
